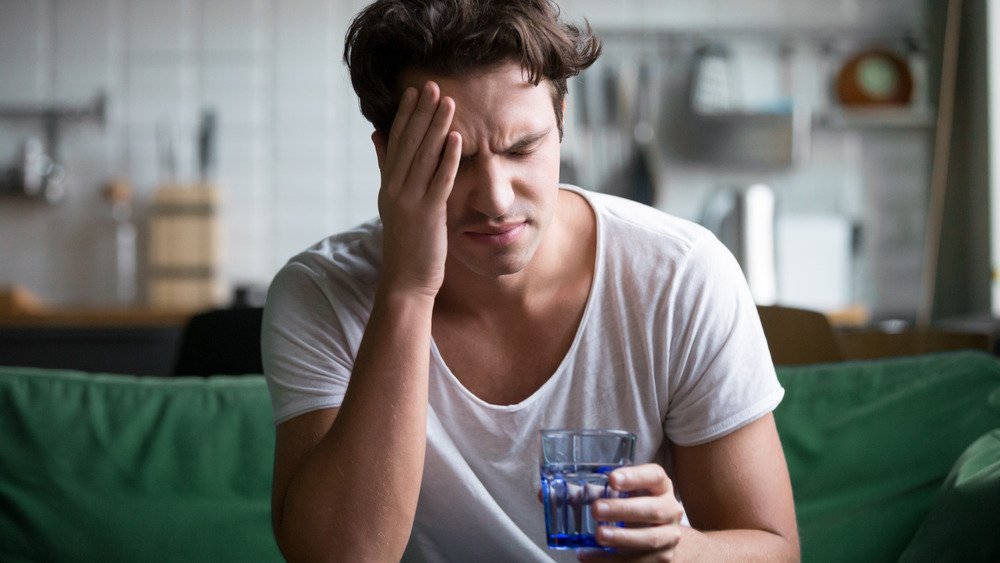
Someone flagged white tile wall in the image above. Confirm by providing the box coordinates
[200,0,269,53]
[0,0,932,316]
[200,65,268,127]
[53,0,119,63]
[0,1,52,103]
[126,0,194,53]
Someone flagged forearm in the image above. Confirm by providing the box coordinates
[675,527,800,562]
[669,415,800,562]
[276,289,435,561]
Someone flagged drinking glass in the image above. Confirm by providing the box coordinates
[539,429,636,550]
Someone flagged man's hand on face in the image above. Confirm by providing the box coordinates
[372,81,462,298]
[577,464,685,562]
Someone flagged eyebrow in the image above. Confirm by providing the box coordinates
[507,128,551,152]
[461,127,551,159]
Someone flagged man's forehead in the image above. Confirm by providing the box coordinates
[396,63,542,98]
[396,63,557,147]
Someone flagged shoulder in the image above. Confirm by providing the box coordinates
[565,185,722,268]
[265,218,383,325]
[273,218,384,294]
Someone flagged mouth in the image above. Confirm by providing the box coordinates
[462,221,528,246]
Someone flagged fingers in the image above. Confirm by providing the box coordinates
[576,525,682,561]
[383,82,434,192]
[577,464,683,559]
[407,96,457,201]
[383,81,454,197]
[384,86,419,168]
[427,131,461,203]
[592,496,683,527]
[594,465,683,527]
[609,464,672,496]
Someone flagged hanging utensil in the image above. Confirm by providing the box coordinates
[627,61,658,206]
[197,108,217,185]
[570,73,594,187]
[156,120,177,185]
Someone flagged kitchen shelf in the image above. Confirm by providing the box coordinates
[813,107,936,130]
[0,92,107,203]
[598,25,927,43]
[0,93,106,122]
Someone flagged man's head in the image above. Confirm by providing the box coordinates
[344,0,601,140]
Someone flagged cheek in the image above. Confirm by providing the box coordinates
[541,143,562,179]
[520,143,561,184]
[536,149,563,196]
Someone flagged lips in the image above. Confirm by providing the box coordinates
[463,221,527,246]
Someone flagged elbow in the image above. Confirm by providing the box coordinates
[273,516,411,563]
[777,527,801,562]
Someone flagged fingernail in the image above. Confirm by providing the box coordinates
[599,527,615,540]
[592,501,607,516]
[612,471,627,487]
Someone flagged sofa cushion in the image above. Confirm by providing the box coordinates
[899,428,1000,561]
[0,367,281,562]
[774,351,1000,563]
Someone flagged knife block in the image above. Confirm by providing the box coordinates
[147,185,223,310]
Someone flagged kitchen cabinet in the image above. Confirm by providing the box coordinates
[0,325,183,377]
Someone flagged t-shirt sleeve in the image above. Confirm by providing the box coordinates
[663,232,784,446]
[261,260,362,425]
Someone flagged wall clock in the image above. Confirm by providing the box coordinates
[836,48,913,106]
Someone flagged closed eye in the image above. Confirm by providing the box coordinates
[506,128,550,158]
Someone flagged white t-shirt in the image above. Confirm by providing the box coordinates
[262,185,783,562]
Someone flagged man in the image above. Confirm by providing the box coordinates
[262,0,799,561]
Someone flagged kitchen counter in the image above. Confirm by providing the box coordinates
[0,307,193,328]
[0,285,194,328]
[0,286,195,375]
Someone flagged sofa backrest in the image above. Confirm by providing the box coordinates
[0,367,281,562]
[774,350,1000,561]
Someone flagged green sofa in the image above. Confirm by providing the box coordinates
[1,351,999,562]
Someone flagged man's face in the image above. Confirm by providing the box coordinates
[397,62,562,279]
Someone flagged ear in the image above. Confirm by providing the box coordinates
[371,130,387,171]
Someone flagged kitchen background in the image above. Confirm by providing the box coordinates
[0,0,994,326]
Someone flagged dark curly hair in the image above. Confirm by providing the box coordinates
[344,0,602,139]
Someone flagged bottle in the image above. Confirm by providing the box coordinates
[102,179,138,305]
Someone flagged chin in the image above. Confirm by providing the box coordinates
[461,254,531,278]
[449,226,543,278]
[452,243,538,278]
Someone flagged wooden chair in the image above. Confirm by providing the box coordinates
[757,305,843,366]
[172,307,264,376]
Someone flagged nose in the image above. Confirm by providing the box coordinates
[466,157,515,219]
